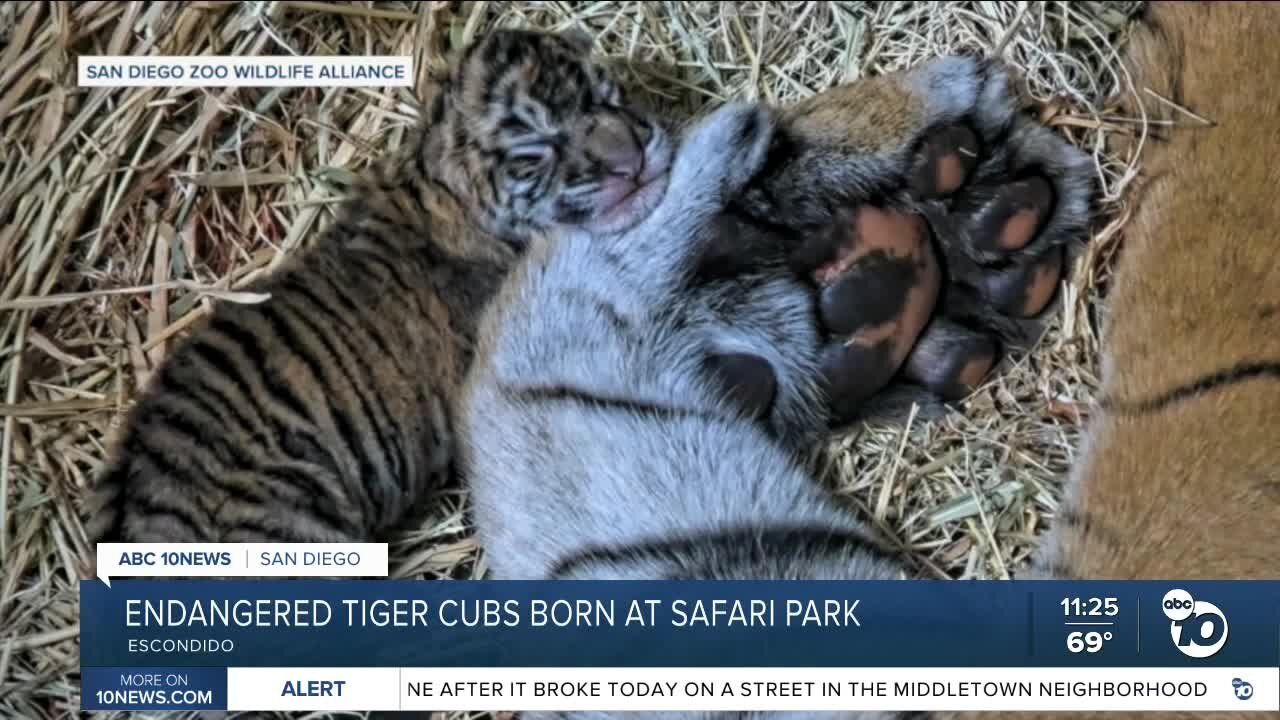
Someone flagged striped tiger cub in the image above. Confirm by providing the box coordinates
[464,51,1091,590]
[462,51,1089,720]
[85,29,674,545]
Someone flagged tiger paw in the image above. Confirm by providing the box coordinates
[792,204,943,421]
[714,56,1094,425]
[780,60,1093,423]
[904,111,1093,404]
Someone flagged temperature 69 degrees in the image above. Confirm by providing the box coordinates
[1061,596,1118,654]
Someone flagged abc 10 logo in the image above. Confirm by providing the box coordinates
[1162,589,1229,659]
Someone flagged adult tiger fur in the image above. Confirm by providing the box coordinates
[949,3,1280,716]
[1026,0,1280,586]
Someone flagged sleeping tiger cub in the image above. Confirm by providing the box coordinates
[463,54,1088,720]
[85,25,1068,549]
[464,49,1091,590]
[84,29,677,545]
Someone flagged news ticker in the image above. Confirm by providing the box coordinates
[82,666,1277,713]
[80,558,1280,713]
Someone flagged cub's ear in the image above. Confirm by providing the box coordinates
[704,351,778,421]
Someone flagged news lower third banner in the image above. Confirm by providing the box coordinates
[80,565,1279,714]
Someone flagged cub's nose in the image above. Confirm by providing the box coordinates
[586,114,645,179]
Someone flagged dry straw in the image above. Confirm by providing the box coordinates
[0,2,1148,718]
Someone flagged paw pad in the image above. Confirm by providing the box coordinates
[909,124,980,198]
[810,117,1087,416]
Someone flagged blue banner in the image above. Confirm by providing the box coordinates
[81,666,226,711]
[80,580,1280,669]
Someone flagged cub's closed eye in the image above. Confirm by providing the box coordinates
[502,150,553,183]
[498,116,533,135]
[505,156,540,173]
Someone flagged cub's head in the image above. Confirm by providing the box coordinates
[436,28,672,241]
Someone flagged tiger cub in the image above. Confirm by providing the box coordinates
[464,50,1092,595]
[84,29,673,545]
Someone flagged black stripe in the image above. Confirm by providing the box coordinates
[352,246,420,296]
[335,245,418,301]
[93,462,130,542]
[256,301,400,527]
[480,32,504,65]
[554,288,633,335]
[130,495,210,541]
[259,465,357,538]
[145,406,270,514]
[339,198,404,237]
[255,303,374,488]
[1055,506,1124,550]
[345,253,441,334]
[124,438,217,534]
[294,274,410,378]
[414,133,435,182]
[1101,361,1280,415]
[550,525,900,579]
[413,388,455,490]
[427,92,448,126]
[184,327,299,455]
[160,366,268,452]
[272,295,404,492]
[127,434,214,489]
[152,370,253,455]
[734,106,763,148]
[304,301,408,491]
[148,398,255,474]
[187,337,261,408]
[503,383,715,422]
[255,463,328,506]
[219,512,298,543]
[280,427,341,475]
[204,317,316,424]
[426,386,452,457]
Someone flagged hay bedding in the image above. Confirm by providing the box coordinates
[0,1,1146,717]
